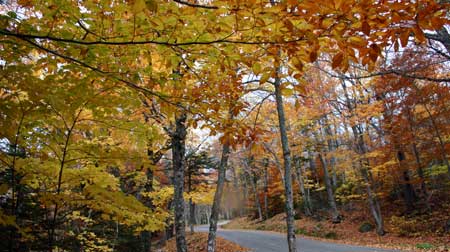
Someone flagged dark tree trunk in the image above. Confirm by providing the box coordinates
[206,141,231,252]
[412,143,429,206]
[49,109,83,251]
[407,111,428,199]
[397,151,416,212]
[187,165,195,234]
[142,141,168,252]
[189,200,195,234]
[274,76,297,252]
[425,26,450,54]
[172,112,188,252]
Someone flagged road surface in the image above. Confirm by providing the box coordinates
[195,225,399,252]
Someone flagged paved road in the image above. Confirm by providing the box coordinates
[195,225,399,252]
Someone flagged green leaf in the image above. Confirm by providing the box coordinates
[133,0,146,14]
[260,72,271,84]
[145,0,157,12]
[252,62,262,75]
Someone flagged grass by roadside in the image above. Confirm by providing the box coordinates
[161,232,250,252]
[222,214,450,252]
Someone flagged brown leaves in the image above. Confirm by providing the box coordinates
[361,21,371,36]
[331,52,344,69]
[309,51,318,63]
[399,29,410,48]
[368,43,380,62]
[162,233,250,252]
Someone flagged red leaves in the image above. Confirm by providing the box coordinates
[362,21,371,36]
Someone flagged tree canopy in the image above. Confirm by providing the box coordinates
[1,0,449,252]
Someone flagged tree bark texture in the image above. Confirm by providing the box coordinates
[172,112,188,252]
[274,78,297,252]
[206,142,231,252]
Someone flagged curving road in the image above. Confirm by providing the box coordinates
[195,225,399,252]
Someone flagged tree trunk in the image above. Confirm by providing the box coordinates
[172,112,188,252]
[323,118,338,188]
[294,157,312,216]
[263,161,269,220]
[425,26,450,54]
[49,109,83,251]
[189,200,195,234]
[142,140,169,252]
[308,152,317,210]
[206,141,231,252]
[251,171,263,221]
[341,81,384,235]
[355,128,385,236]
[308,151,320,186]
[360,161,385,235]
[406,111,428,201]
[231,164,240,218]
[397,151,416,212]
[187,165,195,234]
[411,143,429,210]
[274,76,297,252]
[162,200,175,245]
[318,153,341,223]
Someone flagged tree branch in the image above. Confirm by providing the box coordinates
[172,0,218,9]
[0,28,306,47]
[16,35,187,108]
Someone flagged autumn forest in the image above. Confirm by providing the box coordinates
[0,0,450,252]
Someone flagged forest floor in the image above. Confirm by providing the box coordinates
[161,232,250,252]
[222,211,450,252]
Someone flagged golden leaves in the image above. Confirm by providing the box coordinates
[132,0,146,14]
[333,0,344,10]
[252,62,262,75]
[291,57,304,72]
[132,0,157,13]
[260,72,271,84]
[348,36,366,48]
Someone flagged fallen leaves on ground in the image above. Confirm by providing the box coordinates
[161,232,250,252]
[223,211,450,252]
